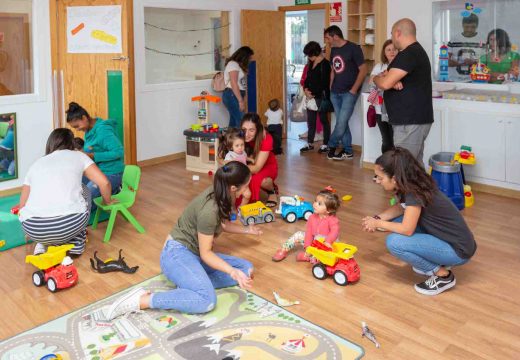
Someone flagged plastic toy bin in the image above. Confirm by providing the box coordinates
[429,152,465,210]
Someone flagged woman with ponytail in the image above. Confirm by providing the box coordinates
[362,148,476,296]
[104,161,262,321]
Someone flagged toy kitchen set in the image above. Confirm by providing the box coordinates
[183,92,222,173]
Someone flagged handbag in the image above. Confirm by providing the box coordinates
[317,61,334,112]
[367,105,377,127]
[290,85,307,122]
[304,97,318,111]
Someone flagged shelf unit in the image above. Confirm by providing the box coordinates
[347,0,387,74]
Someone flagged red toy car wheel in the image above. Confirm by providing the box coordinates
[333,270,349,286]
[32,271,45,287]
[312,263,327,280]
[47,278,58,293]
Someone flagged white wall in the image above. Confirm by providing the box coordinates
[134,0,278,161]
[0,0,53,191]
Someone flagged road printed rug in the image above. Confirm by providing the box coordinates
[0,274,364,360]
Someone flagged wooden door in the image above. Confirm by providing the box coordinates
[50,0,136,164]
[241,10,284,124]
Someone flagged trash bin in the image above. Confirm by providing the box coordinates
[429,152,465,210]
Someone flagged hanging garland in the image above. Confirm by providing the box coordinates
[145,45,231,57]
[145,22,230,33]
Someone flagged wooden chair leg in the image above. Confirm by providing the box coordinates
[120,208,145,234]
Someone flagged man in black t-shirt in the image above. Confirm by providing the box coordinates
[324,25,367,160]
[374,19,433,164]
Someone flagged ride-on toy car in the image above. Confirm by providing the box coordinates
[25,244,79,292]
[238,201,275,225]
[306,238,360,286]
[275,195,314,223]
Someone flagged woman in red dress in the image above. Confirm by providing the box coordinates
[241,113,279,206]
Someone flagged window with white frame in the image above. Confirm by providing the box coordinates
[144,7,230,84]
[0,0,33,96]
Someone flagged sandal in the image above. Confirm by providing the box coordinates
[265,184,279,208]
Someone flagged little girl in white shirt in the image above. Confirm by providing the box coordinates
[265,99,283,155]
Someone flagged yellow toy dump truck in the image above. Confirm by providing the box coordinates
[238,201,274,225]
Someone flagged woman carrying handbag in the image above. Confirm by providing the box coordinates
[300,41,332,154]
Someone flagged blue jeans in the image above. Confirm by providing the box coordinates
[386,216,469,275]
[82,172,122,213]
[150,239,253,313]
[222,88,245,128]
[328,91,359,152]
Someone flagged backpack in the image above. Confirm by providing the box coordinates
[211,72,226,92]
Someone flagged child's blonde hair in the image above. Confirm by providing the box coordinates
[218,128,244,159]
[317,188,340,215]
[268,98,280,111]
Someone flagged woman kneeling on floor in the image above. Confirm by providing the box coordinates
[362,148,477,296]
[105,161,262,321]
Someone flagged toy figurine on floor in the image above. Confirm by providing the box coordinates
[90,249,139,274]
[272,187,340,262]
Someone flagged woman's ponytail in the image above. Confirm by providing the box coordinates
[211,161,251,220]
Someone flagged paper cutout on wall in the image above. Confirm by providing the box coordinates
[461,2,482,17]
[67,5,122,53]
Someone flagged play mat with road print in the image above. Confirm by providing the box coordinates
[0,274,364,360]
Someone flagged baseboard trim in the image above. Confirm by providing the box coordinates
[0,186,22,197]
[137,152,185,167]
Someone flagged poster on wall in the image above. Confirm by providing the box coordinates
[330,2,342,23]
[67,5,122,54]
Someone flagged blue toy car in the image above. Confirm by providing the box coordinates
[276,196,314,223]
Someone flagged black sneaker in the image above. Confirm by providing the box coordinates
[300,144,314,153]
[414,271,456,295]
[327,147,337,160]
[318,145,329,153]
[332,150,354,160]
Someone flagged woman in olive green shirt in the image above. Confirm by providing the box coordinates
[480,28,520,83]
[105,162,262,320]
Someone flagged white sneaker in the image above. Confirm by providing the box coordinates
[105,287,147,321]
[33,243,47,255]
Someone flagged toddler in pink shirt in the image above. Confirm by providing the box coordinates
[272,188,340,262]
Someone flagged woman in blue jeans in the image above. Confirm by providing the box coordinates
[222,46,254,128]
[105,161,262,320]
[362,148,477,296]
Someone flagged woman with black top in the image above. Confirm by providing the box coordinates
[300,41,331,153]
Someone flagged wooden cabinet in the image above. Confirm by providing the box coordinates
[346,0,387,74]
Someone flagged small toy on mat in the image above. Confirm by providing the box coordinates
[273,290,300,307]
[90,249,139,274]
[361,321,380,348]
[342,194,352,202]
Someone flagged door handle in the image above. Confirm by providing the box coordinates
[111,56,129,61]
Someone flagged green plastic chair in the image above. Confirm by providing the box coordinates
[92,165,145,243]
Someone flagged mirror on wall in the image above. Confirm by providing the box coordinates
[433,0,520,84]
[0,112,17,182]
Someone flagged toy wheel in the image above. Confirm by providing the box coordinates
[47,278,58,293]
[303,211,313,221]
[246,217,256,225]
[32,271,45,287]
[312,264,327,280]
[264,214,274,223]
[285,212,297,223]
[333,271,349,286]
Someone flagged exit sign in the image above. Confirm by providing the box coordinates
[295,0,311,5]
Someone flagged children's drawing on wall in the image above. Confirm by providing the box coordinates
[67,5,122,53]
[0,113,17,182]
